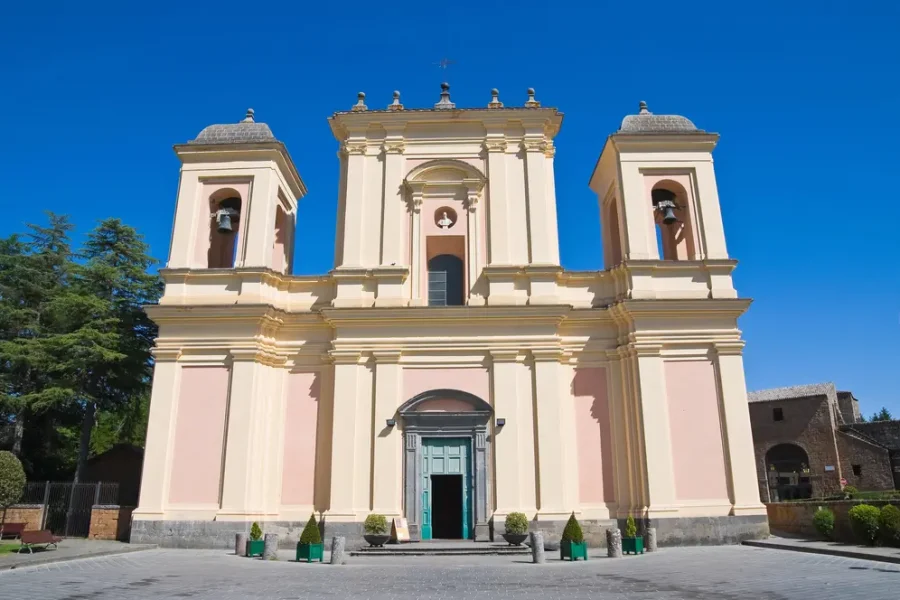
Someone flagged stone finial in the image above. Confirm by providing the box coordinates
[352,92,368,112]
[241,108,255,123]
[434,82,456,109]
[389,90,404,111]
[488,88,503,109]
[639,101,651,114]
[525,88,540,108]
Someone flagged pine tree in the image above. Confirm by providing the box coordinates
[871,407,893,422]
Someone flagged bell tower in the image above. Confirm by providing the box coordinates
[590,101,736,299]
[166,109,307,273]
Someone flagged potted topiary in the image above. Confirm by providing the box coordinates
[296,514,324,562]
[560,513,588,561]
[246,522,265,557]
[364,514,390,547]
[622,515,644,555]
[502,512,529,546]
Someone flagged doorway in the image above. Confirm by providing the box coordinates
[421,437,471,540]
[431,475,463,539]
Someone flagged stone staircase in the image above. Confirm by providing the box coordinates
[350,540,531,557]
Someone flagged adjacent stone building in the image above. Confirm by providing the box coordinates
[748,383,898,501]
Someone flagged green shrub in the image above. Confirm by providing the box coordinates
[249,522,262,541]
[0,451,26,510]
[843,485,859,499]
[299,514,321,545]
[812,507,835,539]
[364,514,388,535]
[504,512,528,535]
[848,504,880,545]
[878,505,900,547]
[561,513,584,544]
[624,515,638,538]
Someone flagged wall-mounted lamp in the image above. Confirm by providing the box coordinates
[496,418,506,427]
[386,418,397,428]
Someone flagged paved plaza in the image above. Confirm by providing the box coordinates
[1,545,899,599]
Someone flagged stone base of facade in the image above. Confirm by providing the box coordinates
[132,515,768,549]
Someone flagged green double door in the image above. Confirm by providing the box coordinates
[421,437,472,540]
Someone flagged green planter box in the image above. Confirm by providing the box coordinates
[296,542,324,563]
[623,536,644,555]
[560,540,588,561]
[246,539,265,557]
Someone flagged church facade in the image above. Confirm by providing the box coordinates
[131,85,768,548]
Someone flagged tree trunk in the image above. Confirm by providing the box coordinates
[12,412,24,456]
[74,401,96,483]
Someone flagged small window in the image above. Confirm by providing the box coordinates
[852,464,862,477]
[773,408,784,421]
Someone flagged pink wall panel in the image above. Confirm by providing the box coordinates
[572,367,615,503]
[402,368,490,403]
[280,371,321,506]
[168,366,230,505]
[665,360,729,501]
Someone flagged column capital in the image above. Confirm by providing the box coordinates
[522,138,547,153]
[629,343,663,358]
[329,350,368,365]
[340,141,367,156]
[373,350,402,363]
[490,349,523,363]
[713,341,745,356]
[483,139,508,153]
[150,348,181,361]
[382,141,405,154]
[531,348,565,362]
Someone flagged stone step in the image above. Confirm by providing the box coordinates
[351,543,531,557]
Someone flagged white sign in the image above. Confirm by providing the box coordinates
[824,465,835,472]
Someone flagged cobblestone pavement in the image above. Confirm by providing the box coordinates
[1,545,899,599]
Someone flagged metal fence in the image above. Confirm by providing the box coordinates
[20,481,119,538]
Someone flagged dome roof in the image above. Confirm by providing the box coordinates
[618,102,701,134]
[188,109,278,145]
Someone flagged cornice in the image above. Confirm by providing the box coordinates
[612,298,752,319]
[173,144,307,198]
[321,305,571,327]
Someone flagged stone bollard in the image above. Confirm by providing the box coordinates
[644,527,657,552]
[263,533,279,560]
[330,536,346,565]
[530,531,545,564]
[235,533,247,557]
[606,528,622,558]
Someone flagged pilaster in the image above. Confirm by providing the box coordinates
[380,134,407,267]
[464,182,486,306]
[484,135,510,265]
[629,344,679,516]
[338,137,368,267]
[406,181,426,306]
[531,350,576,518]
[618,162,657,260]
[219,351,270,518]
[490,351,525,514]
[522,136,559,265]
[327,351,372,519]
[133,351,181,518]
[372,351,403,515]
[714,343,768,515]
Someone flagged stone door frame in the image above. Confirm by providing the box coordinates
[399,389,492,541]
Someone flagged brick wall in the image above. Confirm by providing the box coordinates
[88,505,135,541]
[847,421,900,450]
[2,505,44,531]
[767,500,900,543]
[836,432,894,491]
[750,395,843,498]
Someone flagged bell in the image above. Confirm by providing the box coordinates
[651,189,679,225]
[215,209,235,233]
[214,198,241,234]
[661,205,677,225]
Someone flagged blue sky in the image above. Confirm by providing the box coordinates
[2,1,898,415]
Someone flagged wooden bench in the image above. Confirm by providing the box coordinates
[0,523,26,539]
[18,530,62,553]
